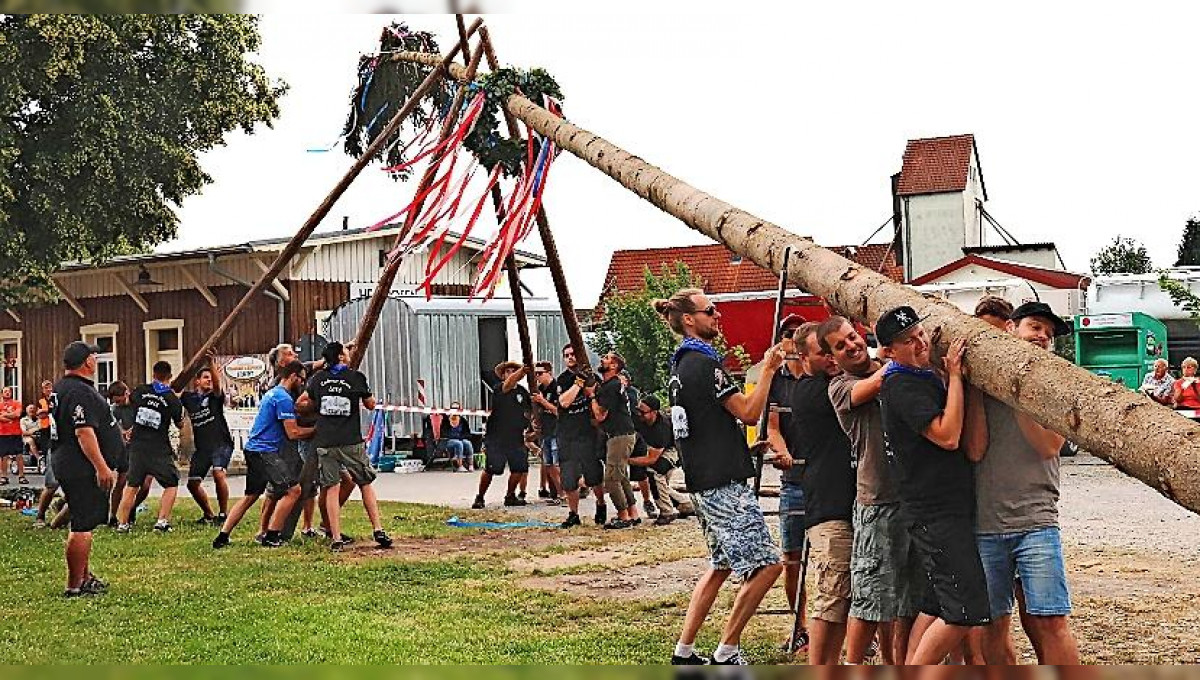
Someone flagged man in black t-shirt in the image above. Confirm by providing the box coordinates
[554,344,607,528]
[783,322,857,664]
[181,352,234,525]
[632,394,695,524]
[52,342,119,598]
[657,287,786,666]
[587,352,641,529]
[877,305,989,664]
[532,361,562,502]
[105,381,150,527]
[116,361,183,533]
[297,342,392,550]
[472,360,532,509]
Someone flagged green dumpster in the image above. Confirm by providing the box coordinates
[1074,312,1168,388]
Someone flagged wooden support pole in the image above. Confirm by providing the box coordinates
[477,27,592,374]
[348,33,487,370]
[171,18,483,391]
[252,258,291,302]
[50,277,85,318]
[4,308,20,324]
[111,273,150,314]
[178,265,219,308]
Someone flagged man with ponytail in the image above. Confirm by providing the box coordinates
[657,288,787,666]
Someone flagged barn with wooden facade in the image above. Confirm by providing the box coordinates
[0,225,546,404]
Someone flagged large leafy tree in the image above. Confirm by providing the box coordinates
[1176,216,1200,267]
[1089,235,1153,275]
[0,14,284,305]
[593,262,749,398]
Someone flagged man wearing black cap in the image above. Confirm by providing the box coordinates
[115,361,184,533]
[963,302,1080,664]
[876,305,989,663]
[297,342,392,551]
[472,360,532,510]
[52,342,120,597]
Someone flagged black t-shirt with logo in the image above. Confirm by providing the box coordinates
[635,412,676,475]
[487,384,531,446]
[787,373,856,529]
[880,370,975,517]
[128,384,183,455]
[181,391,235,452]
[555,371,594,442]
[596,376,635,437]
[767,365,801,483]
[304,368,372,449]
[537,381,560,437]
[51,375,124,479]
[670,350,754,493]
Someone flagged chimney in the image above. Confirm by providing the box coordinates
[342,215,349,231]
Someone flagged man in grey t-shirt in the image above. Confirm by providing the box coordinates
[819,316,922,665]
[964,301,1080,665]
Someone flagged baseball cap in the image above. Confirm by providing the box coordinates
[1010,302,1070,337]
[778,313,806,336]
[63,341,100,369]
[875,306,928,346]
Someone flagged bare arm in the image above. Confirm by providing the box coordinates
[629,447,662,467]
[559,379,583,409]
[362,395,377,411]
[849,362,888,407]
[532,392,558,414]
[589,386,609,423]
[501,367,528,394]
[1014,411,1066,460]
[283,419,314,440]
[1174,382,1184,407]
[921,339,967,451]
[962,386,989,463]
[724,344,786,425]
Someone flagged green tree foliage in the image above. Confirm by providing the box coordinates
[0,1,235,10]
[593,262,750,398]
[0,14,284,305]
[1158,273,1200,321]
[1089,236,1153,275]
[1176,216,1200,267]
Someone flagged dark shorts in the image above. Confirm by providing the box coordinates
[188,445,233,481]
[558,435,603,492]
[244,450,299,498]
[111,447,129,474]
[127,448,179,489]
[484,440,529,476]
[36,429,51,457]
[59,476,108,533]
[0,435,22,456]
[910,514,992,627]
[629,463,648,483]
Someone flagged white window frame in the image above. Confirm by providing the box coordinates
[143,319,184,383]
[0,330,22,403]
[81,323,119,394]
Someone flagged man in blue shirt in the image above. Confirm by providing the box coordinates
[213,361,313,549]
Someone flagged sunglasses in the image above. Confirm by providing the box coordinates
[692,305,718,317]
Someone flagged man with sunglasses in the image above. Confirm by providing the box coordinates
[554,344,607,528]
[631,394,695,524]
[656,288,786,666]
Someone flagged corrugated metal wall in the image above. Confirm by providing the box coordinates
[325,297,568,436]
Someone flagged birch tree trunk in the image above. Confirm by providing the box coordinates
[393,51,1200,515]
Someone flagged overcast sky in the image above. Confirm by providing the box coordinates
[169,6,1200,305]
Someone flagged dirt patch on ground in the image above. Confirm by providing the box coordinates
[520,557,710,600]
[336,528,590,562]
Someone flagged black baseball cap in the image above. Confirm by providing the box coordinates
[63,341,100,369]
[875,305,928,346]
[1010,302,1070,337]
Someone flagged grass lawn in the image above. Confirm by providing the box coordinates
[0,498,793,664]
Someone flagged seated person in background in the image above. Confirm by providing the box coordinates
[1141,359,1175,406]
[1173,357,1200,410]
[423,402,476,472]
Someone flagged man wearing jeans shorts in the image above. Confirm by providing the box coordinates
[964,302,1080,665]
[822,316,920,664]
[298,342,392,551]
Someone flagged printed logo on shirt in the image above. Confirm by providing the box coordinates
[136,407,163,430]
[72,404,86,427]
[319,395,352,417]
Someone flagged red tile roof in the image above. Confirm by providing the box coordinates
[896,134,984,197]
[601,243,904,300]
[908,254,1090,289]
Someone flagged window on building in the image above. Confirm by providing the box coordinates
[81,324,119,394]
[143,319,184,381]
[0,334,20,403]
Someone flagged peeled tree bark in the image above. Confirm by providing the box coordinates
[393,49,1200,515]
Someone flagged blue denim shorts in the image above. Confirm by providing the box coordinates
[541,436,559,466]
[976,526,1072,618]
[692,481,780,581]
[778,481,806,553]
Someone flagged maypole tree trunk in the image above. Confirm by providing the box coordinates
[394,50,1200,515]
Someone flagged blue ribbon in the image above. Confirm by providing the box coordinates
[151,380,172,395]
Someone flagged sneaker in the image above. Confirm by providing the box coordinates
[106,517,119,528]
[261,535,286,548]
[212,533,231,549]
[594,504,607,526]
[373,529,393,548]
[213,513,228,526]
[301,528,319,539]
[81,574,108,594]
[546,497,564,506]
[504,495,527,507]
[115,523,132,534]
[671,652,711,665]
[630,517,642,526]
[538,489,551,499]
[153,521,172,533]
[643,501,658,518]
[195,516,214,525]
[330,539,347,552]
[321,529,355,544]
[603,519,632,530]
[560,512,582,529]
[471,495,485,509]
[654,514,677,526]
[518,492,526,502]
[63,588,87,599]
[712,649,748,665]
[864,637,878,660]
[253,532,266,545]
